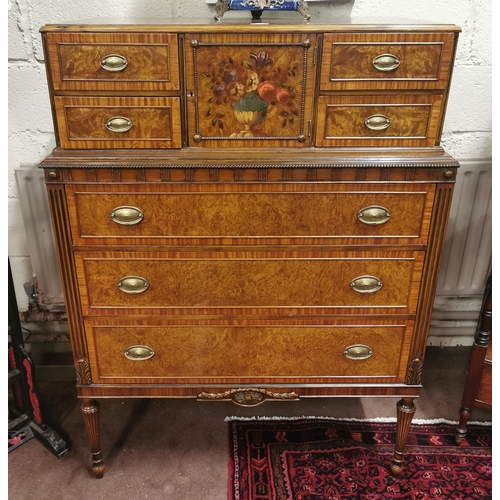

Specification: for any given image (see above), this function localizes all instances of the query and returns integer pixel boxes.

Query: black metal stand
[8,259,70,457]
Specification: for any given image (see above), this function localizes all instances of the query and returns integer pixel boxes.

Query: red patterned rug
[227,417,492,500]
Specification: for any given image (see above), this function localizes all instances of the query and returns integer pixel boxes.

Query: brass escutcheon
[344,344,373,360]
[110,206,144,226]
[100,54,128,72]
[365,114,391,131]
[117,276,149,294]
[372,54,401,72]
[105,117,133,133]
[357,205,391,225]
[124,345,155,361]
[350,275,383,293]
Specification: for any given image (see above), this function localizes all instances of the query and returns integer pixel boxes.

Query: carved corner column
[390,397,416,477]
[45,181,89,364]
[81,399,105,478]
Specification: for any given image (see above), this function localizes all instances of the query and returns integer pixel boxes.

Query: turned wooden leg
[390,397,416,477]
[455,406,472,444]
[81,399,105,478]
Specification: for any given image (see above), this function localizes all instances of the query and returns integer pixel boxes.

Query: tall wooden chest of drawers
[39,18,461,479]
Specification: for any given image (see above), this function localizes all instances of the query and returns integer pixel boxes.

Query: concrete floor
[8,346,492,500]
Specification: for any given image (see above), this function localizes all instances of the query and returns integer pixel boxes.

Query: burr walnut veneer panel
[65,183,435,246]
[74,250,424,315]
[320,32,456,91]
[85,321,412,383]
[44,32,180,91]
[316,95,444,147]
[53,96,182,149]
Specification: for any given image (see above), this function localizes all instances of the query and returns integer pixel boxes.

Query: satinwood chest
[39,17,461,478]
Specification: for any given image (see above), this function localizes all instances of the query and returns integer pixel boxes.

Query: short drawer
[315,94,443,147]
[53,96,182,149]
[74,250,424,316]
[84,319,413,384]
[44,32,180,91]
[320,32,456,91]
[66,183,435,246]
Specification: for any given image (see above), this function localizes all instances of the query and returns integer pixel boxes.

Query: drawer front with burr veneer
[43,32,180,91]
[84,319,414,384]
[65,183,435,246]
[73,250,424,316]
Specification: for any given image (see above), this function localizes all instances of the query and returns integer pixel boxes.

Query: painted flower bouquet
[198,47,303,138]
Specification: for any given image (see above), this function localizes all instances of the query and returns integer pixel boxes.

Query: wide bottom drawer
[85,319,413,384]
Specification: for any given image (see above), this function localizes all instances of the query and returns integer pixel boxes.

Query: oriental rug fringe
[227,417,492,500]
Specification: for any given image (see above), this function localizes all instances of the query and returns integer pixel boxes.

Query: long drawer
[44,32,180,91]
[74,250,424,316]
[53,96,182,149]
[315,94,444,147]
[66,183,435,246]
[84,318,414,384]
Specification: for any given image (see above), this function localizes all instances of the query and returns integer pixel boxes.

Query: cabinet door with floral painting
[185,34,317,148]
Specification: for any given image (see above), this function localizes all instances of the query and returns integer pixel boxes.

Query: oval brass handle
[100,54,129,72]
[350,275,383,294]
[357,206,391,226]
[372,53,401,72]
[365,114,391,131]
[344,344,373,361]
[124,345,155,361]
[110,206,144,226]
[117,276,149,294]
[106,117,133,133]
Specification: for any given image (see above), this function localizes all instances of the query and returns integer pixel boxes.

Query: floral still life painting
[193,42,308,140]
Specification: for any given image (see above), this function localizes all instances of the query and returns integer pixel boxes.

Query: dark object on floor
[8,259,70,457]
[456,271,492,443]
[228,417,492,500]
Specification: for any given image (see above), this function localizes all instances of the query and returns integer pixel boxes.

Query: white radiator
[15,165,65,307]
[14,158,492,345]
[429,158,492,345]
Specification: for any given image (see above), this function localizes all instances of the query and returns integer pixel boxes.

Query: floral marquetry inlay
[191,37,311,141]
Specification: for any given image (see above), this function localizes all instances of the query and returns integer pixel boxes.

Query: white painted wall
[7,0,492,310]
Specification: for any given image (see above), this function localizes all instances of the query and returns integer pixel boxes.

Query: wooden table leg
[390,397,416,477]
[81,399,105,479]
[455,272,491,444]
[456,406,472,444]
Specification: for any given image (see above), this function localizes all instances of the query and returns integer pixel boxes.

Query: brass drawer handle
[372,53,401,72]
[350,275,383,294]
[344,344,373,361]
[357,205,391,225]
[110,206,144,226]
[106,117,133,133]
[365,114,391,131]
[117,276,149,294]
[124,345,155,361]
[100,54,129,72]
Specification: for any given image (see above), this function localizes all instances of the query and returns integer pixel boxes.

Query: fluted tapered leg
[81,399,105,479]
[390,397,416,477]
